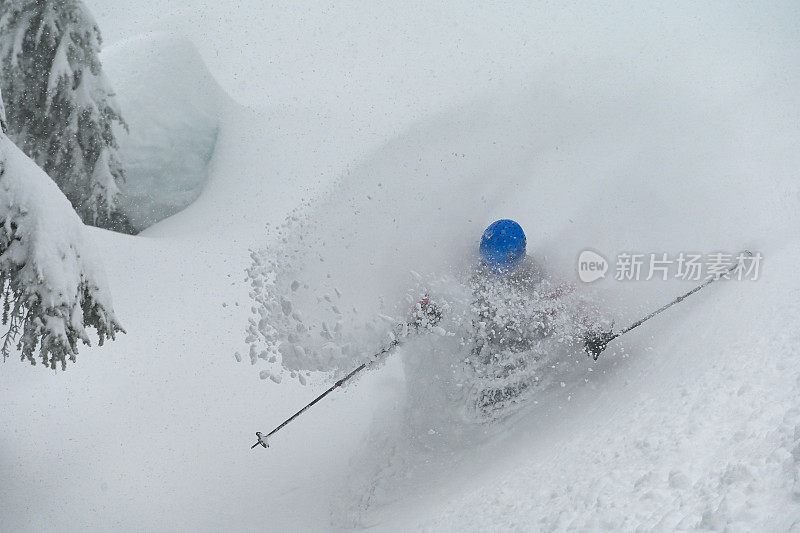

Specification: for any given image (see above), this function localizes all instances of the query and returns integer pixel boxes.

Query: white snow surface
[2,1,800,531]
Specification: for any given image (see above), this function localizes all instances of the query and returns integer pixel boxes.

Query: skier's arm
[572,297,614,359]
[410,293,442,328]
[545,277,613,359]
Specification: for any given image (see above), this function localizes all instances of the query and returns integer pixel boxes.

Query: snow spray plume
[252,304,442,449]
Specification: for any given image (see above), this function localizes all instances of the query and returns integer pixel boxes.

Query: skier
[415,219,606,418]
[254,221,742,445]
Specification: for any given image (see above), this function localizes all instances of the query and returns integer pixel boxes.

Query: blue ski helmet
[479,219,526,273]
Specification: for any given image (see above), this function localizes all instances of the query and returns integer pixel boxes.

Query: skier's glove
[583,328,616,360]
[411,294,442,329]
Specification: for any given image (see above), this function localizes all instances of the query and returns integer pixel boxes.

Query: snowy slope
[2,2,800,531]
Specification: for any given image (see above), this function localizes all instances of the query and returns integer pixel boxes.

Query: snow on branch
[0,132,124,369]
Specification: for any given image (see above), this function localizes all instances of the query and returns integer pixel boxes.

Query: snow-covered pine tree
[0,85,124,370]
[0,0,133,233]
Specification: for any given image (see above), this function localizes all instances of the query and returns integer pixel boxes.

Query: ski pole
[251,337,402,449]
[251,302,442,449]
[584,251,752,359]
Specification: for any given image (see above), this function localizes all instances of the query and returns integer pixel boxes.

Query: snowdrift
[102,33,230,231]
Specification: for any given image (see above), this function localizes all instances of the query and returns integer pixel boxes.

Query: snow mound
[0,134,123,368]
[102,33,230,231]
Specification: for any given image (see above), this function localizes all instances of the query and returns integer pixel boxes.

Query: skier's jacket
[466,256,596,416]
